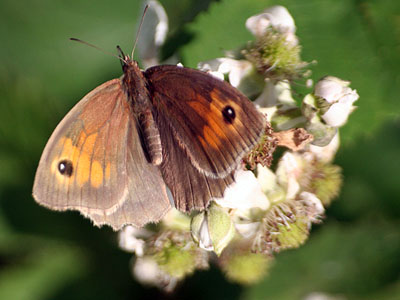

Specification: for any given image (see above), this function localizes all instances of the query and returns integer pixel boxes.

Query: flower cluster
[119,2,359,290]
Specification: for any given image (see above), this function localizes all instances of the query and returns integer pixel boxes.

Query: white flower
[275,152,304,200]
[315,77,349,103]
[198,58,254,88]
[321,99,357,127]
[215,169,270,211]
[133,256,160,284]
[118,226,152,257]
[211,170,270,239]
[246,6,298,45]
[314,76,359,127]
[137,0,168,68]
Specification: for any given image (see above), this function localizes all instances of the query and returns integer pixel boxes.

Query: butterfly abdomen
[138,109,163,165]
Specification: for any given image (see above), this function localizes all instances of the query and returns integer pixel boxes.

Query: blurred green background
[0,0,399,299]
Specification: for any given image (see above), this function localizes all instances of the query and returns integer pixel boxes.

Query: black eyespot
[58,160,73,177]
[222,105,236,124]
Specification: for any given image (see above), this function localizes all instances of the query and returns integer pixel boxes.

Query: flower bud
[306,162,342,206]
[314,76,359,127]
[220,246,273,284]
[246,6,297,45]
[274,217,310,250]
[191,203,236,256]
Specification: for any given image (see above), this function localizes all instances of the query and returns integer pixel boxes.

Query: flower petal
[321,101,355,127]
[246,6,296,37]
[118,226,151,256]
[215,170,270,210]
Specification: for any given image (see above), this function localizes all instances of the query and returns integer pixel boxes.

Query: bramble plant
[118,2,359,291]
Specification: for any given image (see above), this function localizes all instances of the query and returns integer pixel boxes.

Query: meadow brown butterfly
[33,30,266,230]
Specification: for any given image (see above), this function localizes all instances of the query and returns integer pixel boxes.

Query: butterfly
[32,45,266,230]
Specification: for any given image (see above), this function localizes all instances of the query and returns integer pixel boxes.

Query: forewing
[145,65,266,178]
[33,79,171,229]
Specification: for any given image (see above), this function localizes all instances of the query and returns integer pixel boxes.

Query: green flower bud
[307,162,342,206]
[257,200,319,253]
[222,250,272,285]
[191,203,236,256]
[274,217,309,250]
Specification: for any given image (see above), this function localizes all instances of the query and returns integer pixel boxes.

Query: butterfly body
[33,55,266,230]
[122,59,163,165]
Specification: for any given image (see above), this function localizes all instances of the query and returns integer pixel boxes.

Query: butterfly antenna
[116,45,127,68]
[70,38,126,63]
[131,4,149,59]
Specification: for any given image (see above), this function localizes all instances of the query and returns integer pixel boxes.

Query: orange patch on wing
[90,160,103,188]
[202,125,220,149]
[51,133,106,189]
[81,133,98,155]
[187,100,225,150]
[75,133,98,187]
[206,112,226,138]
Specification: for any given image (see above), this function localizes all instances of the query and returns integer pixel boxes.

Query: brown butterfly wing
[144,65,265,211]
[145,65,266,178]
[33,79,171,229]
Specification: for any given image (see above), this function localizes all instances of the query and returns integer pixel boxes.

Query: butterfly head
[116,46,141,73]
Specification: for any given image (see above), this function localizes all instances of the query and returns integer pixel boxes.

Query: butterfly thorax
[121,59,149,108]
[121,59,163,166]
